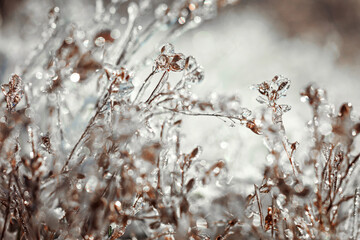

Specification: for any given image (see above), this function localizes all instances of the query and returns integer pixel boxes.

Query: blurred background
[1,0,360,189]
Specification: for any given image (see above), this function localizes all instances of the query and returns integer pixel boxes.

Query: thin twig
[254,184,264,229]
[282,141,296,175]
[133,70,156,104]
[1,176,12,240]
[163,107,247,124]
[62,78,117,172]
[145,71,168,104]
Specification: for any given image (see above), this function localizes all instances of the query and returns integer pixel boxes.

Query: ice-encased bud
[161,43,175,55]
[169,53,185,72]
[1,74,24,111]
[183,56,204,84]
[154,54,170,72]
[104,64,134,96]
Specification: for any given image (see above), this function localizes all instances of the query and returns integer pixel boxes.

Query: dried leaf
[186,178,195,193]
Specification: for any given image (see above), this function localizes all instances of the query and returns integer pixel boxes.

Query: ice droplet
[161,43,175,55]
[300,95,309,103]
[110,29,121,39]
[76,182,82,190]
[54,207,65,219]
[48,6,60,22]
[127,2,139,19]
[178,16,186,25]
[220,141,228,149]
[194,16,202,24]
[213,167,220,175]
[120,17,127,24]
[252,214,260,227]
[94,36,106,47]
[351,123,360,136]
[114,201,122,212]
[35,72,43,79]
[155,4,169,20]
[70,73,80,82]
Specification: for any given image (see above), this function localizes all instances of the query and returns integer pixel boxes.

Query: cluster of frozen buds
[1,74,24,111]
[154,43,204,83]
[254,75,290,104]
[254,75,292,115]
[154,43,185,72]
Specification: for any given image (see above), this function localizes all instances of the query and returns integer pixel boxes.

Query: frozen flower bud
[169,53,185,72]
[184,56,197,72]
[154,44,191,73]
[154,54,170,72]
[275,76,290,98]
[183,56,204,83]
[301,84,327,107]
[161,43,175,55]
[104,64,134,96]
[1,74,24,111]
[253,75,291,108]
[154,43,177,72]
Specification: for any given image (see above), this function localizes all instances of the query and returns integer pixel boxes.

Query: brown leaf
[141,143,161,164]
[339,103,352,118]
[77,173,85,179]
[190,147,199,159]
[94,30,114,43]
[56,40,79,64]
[352,122,360,136]
[74,52,102,80]
[246,120,262,135]
[149,221,161,230]
[180,197,189,215]
[186,178,195,193]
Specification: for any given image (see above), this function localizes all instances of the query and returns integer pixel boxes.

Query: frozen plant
[0,1,359,240]
[244,78,360,239]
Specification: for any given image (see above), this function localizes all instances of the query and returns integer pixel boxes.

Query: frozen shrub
[0,1,359,240]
